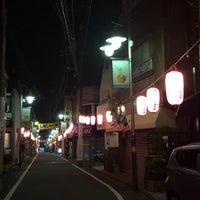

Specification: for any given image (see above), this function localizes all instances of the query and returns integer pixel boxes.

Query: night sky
[6,0,121,122]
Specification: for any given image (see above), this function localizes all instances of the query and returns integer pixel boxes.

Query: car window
[175,149,200,170]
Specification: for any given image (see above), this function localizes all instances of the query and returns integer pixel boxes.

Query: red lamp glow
[136,96,147,115]
[79,115,85,124]
[146,87,160,113]
[165,70,184,105]
[90,116,96,125]
[97,114,103,125]
[85,116,90,125]
[106,111,113,122]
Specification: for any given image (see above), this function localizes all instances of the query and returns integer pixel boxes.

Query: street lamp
[25,95,35,104]
[21,91,36,157]
[100,34,133,129]
[57,113,67,157]
[100,34,137,190]
[99,36,128,57]
[99,45,115,57]
[106,36,127,50]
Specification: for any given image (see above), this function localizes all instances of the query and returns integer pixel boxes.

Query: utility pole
[0,0,6,190]
[58,0,83,161]
[126,0,137,191]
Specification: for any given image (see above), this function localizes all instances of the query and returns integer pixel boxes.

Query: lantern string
[133,38,200,98]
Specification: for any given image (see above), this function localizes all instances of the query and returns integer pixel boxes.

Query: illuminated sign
[38,122,60,130]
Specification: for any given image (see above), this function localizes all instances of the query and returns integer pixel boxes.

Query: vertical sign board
[22,107,31,122]
[112,59,130,88]
[61,121,67,131]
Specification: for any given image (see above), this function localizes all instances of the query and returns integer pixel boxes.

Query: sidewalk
[91,162,166,200]
[0,155,34,199]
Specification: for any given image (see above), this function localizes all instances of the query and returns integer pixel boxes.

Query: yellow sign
[38,122,60,130]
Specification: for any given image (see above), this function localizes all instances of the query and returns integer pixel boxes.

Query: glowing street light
[25,95,35,104]
[106,36,127,50]
[100,36,127,57]
[99,45,115,57]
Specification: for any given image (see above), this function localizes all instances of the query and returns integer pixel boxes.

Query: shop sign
[38,122,60,130]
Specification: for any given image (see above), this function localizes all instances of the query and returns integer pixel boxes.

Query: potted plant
[145,156,166,191]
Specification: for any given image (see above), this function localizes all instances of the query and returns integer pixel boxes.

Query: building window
[82,105,92,115]
[133,40,152,78]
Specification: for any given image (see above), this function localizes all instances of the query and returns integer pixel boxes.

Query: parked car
[165,142,200,200]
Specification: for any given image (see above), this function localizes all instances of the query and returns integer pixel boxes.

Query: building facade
[97,0,200,191]
[64,86,104,161]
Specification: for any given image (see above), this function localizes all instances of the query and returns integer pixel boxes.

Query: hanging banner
[38,122,60,130]
[22,107,31,122]
[112,59,130,88]
[61,121,67,131]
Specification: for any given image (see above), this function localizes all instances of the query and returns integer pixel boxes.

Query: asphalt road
[2,153,150,200]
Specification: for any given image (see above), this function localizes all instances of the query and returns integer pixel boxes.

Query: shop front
[67,123,104,161]
[97,102,178,189]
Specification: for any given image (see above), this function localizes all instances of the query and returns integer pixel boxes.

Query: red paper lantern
[97,114,103,125]
[106,111,113,122]
[79,115,85,124]
[90,116,96,125]
[136,96,147,115]
[165,70,184,105]
[146,87,160,113]
[85,116,90,125]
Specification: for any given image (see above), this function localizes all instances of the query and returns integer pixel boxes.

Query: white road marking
[4,155,124,200]
[72,163,124,200]
[4,154,38,200]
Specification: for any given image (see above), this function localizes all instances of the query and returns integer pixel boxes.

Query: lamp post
[127,36,138,191]
[100,34,137,190]
[58,113,68,157]
[21,93,36,159]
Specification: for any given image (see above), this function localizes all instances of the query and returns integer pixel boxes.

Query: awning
[134,107,176,129]
[176,91,200,116]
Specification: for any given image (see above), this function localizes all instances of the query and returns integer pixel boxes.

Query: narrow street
[2,153,149,200]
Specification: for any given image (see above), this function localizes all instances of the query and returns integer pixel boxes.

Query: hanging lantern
[165,70,184,105]
[97,114,103,125]
[120,105,126,114]
[85,116,90,125]
[136,96,147,115]
[79,115,85,124]
[90,116,96,125]
[146,87,160,113]
[106,111,113,122]
[24,130,30,138]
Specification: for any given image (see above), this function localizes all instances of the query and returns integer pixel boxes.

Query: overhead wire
[51,0,74,116]
[51,0,93,117]
[79,0,93,70]
[134,38,200,98]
